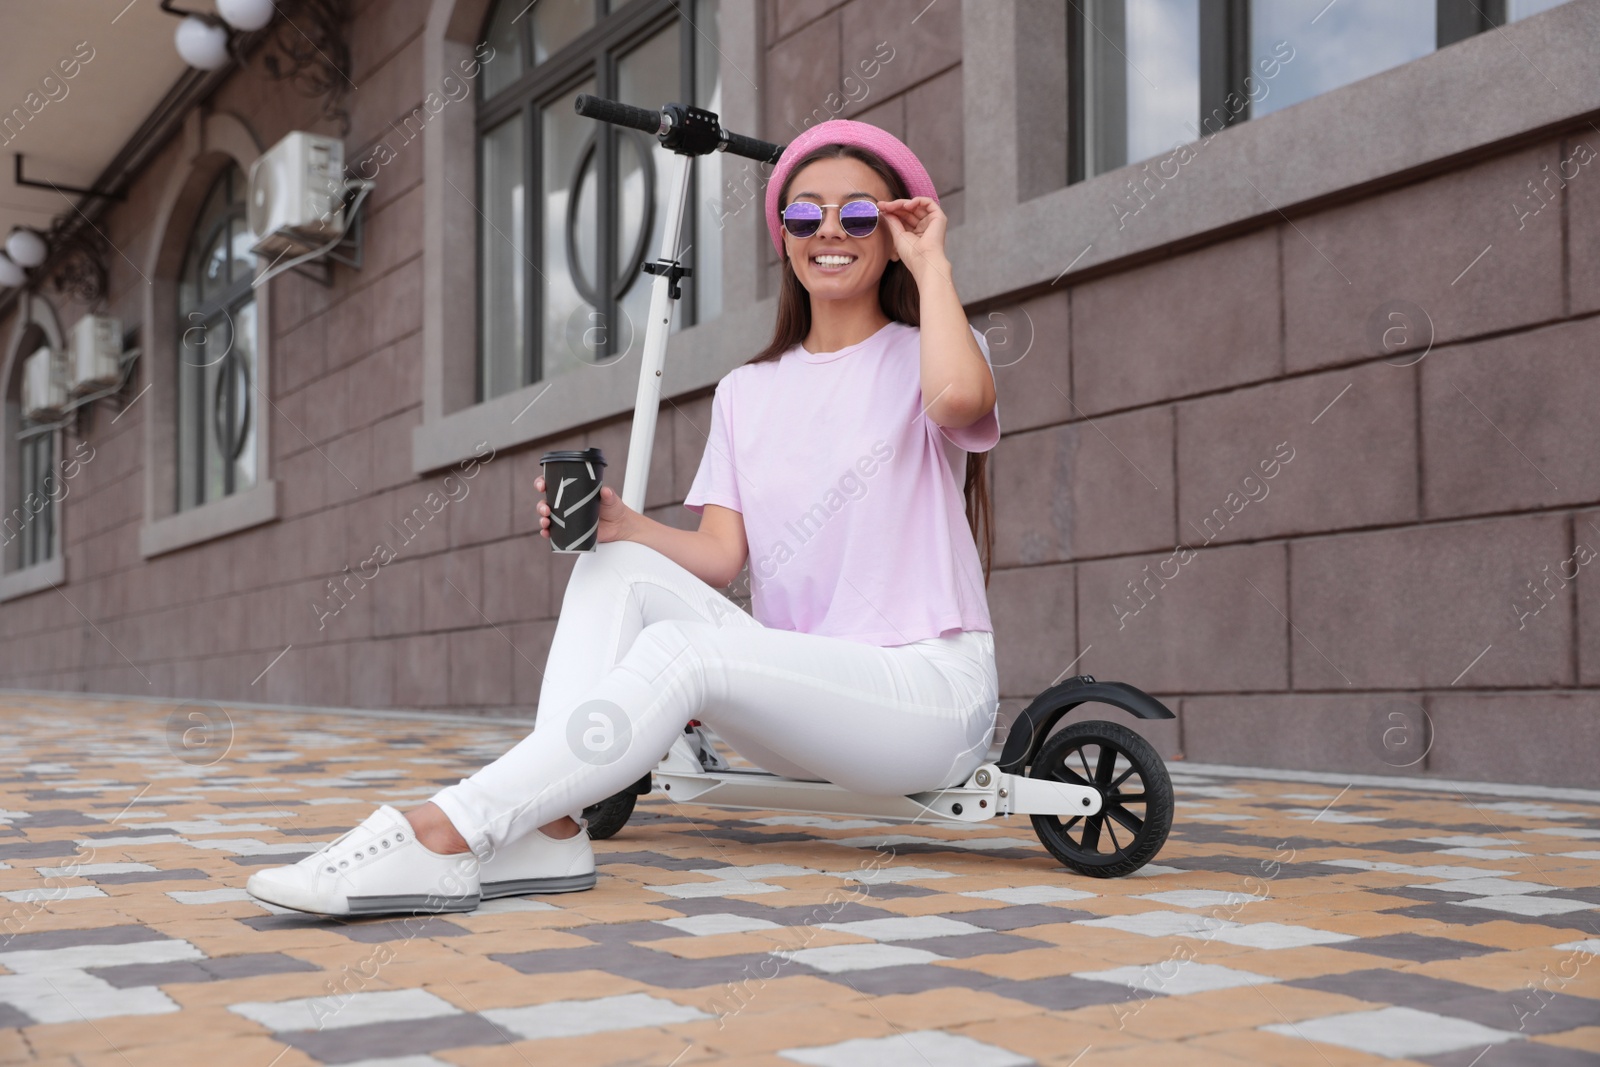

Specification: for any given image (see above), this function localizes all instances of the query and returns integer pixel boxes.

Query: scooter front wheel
[1029,719,1174,878]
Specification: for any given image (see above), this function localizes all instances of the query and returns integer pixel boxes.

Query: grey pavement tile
[88,960,215,987]
[1420,1041,1600,1067]
[493,943,783,989]
[81,827,181,839]
[228,852,315,865]
[331,917,474,942]
[891,932,1058,958]
[275,1012,512,1064]
[239,913,357,933]
[491,944,656,976]
[1287,969,1494,1007]
[22,790,99,802]
[17,810,100,828]
[1158,855,1330,878]
[216,799,305,807]
[0,1004,35,1028]
[1388,904,1600,934]
[596,850,720,871]
[839,883,944,901]
[1163,825,1252,845]
[818,964,1005,997]
[695,828,821,845]
[1429,989,1600,1037]
[90,867,211,884]
[0,839,82,860]
[0,924,174,951]
[669,897,900,925]
[1326,933,1500,963]
[948,904,1097,931]
[203,952,324,980]
[1377,888,1481,905]
[572,920,688,944]
[983,974,1146,1011]
[1545,886,1600,906]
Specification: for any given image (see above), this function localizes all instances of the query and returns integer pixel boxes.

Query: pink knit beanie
[764,119,939,259]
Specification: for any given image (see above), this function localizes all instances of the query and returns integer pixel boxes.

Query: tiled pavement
[0,693,1597,1067]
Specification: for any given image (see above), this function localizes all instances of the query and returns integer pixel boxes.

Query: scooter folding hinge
[642,259,693,299]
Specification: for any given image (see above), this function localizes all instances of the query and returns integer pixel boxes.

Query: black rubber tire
[581,789,637,840]
[1028,719,1174,878]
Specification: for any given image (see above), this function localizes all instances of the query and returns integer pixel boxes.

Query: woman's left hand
[878,197,948,278]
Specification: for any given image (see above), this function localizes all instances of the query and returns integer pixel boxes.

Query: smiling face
[781,155,897,305]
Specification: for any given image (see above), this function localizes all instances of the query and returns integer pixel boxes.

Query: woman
[246,120,1003,917]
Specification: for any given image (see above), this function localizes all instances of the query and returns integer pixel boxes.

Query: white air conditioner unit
[248,131,347,256]
[69,313,122,394]
[22,345,66,420]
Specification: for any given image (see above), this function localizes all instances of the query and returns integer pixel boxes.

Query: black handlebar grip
[574,94,662,134]
[720,129,785,164]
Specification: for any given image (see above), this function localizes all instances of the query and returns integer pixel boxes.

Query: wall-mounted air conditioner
[248,131,347,257]
[22,345,66,420]
[69,313,122,394]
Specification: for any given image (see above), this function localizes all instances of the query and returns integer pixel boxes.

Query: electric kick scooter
[570,94,1176,878]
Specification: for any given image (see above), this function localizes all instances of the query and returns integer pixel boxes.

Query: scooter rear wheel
[582,790,637,840]
[1028,719,1174,878]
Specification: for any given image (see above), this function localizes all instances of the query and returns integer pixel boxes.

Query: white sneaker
[246,804,480,916]
[478,817,597,899]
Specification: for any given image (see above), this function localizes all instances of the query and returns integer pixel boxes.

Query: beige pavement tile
[832,987,1043,1030]
[1186,1027,1420,1066]
[674,1005,889,1057]
[1535,1026,1600,1052]
[956,1013,1143,1061]
[74,1039,321,1067]
[23,1005,265,1059]
[1114,985,1374,1043]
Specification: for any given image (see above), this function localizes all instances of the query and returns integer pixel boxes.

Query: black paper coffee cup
[539,447,607,552]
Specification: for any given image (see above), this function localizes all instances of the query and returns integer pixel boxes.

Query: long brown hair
[744,143,995,587]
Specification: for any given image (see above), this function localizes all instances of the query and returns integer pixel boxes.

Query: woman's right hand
[535,474,637,543]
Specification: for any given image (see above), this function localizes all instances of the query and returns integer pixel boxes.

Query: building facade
[1,0,1596,787]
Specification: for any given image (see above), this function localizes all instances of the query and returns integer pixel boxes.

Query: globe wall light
[173,15,232,69]
[5,229,47,269]
[217,0,277,32]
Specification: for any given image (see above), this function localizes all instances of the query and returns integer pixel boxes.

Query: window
[1068,0,1571,181]
[475,0,723,402]
[4,326,56,572]
[176,163,257,511]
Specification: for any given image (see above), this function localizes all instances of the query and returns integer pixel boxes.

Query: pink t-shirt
[684,320,1001,646]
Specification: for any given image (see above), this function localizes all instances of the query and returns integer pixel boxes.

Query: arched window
[475,0,723,401]
[176,162,257,511]
[3,323,57,572]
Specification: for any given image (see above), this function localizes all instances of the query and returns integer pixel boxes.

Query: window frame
[138,112,278,561]
[176,163,258,512]
[473,0,707,402]
[1066,0,1519,185]
[0,297,68,600]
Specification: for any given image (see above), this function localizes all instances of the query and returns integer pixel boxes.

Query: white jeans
[428,538,1000,858]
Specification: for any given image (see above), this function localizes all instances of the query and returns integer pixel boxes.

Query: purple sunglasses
[781,199,880,239]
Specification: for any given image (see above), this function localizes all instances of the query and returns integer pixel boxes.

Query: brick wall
[983,133,1599,786]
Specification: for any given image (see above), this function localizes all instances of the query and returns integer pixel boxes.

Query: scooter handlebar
[574,94,663,135]
[720,129,785,164]
[574,94,784,163]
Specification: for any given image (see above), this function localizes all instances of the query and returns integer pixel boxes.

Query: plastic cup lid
[539,447,606,466]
